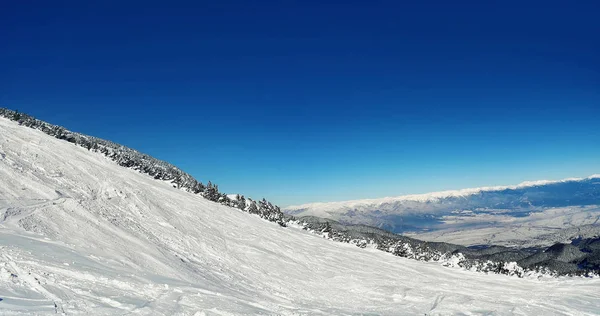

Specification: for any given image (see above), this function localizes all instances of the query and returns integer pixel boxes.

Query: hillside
[1,116,600,315]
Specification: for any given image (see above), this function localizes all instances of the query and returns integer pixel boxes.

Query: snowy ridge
[286,175,600,211]
[0,108,286,226]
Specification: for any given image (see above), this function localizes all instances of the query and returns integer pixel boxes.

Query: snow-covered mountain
[288,175,600,210]
[1,115,600,314]
[285,176,600,246]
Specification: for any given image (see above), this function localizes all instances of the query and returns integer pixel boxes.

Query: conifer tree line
[0,108,285,226]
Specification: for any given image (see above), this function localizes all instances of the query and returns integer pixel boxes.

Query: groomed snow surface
[1,117,599,315]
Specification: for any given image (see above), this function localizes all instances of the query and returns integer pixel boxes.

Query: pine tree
[247,202,259,214]
[322,221,332,233]
[203,181,219,201]
[237,195,247,210]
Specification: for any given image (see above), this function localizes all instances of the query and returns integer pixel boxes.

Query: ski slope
[1,117,599,315]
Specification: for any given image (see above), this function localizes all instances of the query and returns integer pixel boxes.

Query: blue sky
[1,1,599,206]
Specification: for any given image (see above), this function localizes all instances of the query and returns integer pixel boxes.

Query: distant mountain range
[285,176,600,239]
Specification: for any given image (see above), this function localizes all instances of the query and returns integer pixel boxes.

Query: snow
[1,116,600,315]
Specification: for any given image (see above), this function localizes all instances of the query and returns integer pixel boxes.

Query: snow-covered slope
[1,117,600,315]
[0,107,286,226]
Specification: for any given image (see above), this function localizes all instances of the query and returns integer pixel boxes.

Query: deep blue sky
[1,1,599,206]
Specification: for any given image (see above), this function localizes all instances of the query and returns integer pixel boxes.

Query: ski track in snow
[1,117,600,315]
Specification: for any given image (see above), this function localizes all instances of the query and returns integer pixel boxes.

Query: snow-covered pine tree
[236,195,247,210]
[247,201,260,215]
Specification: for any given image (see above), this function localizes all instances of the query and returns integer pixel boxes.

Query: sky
[1,1,599,206]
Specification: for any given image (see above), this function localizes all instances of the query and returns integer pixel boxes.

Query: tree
[203,181,219,201]
[247,202,259,214]
[236,195,247,210]
[322,222,332,234]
